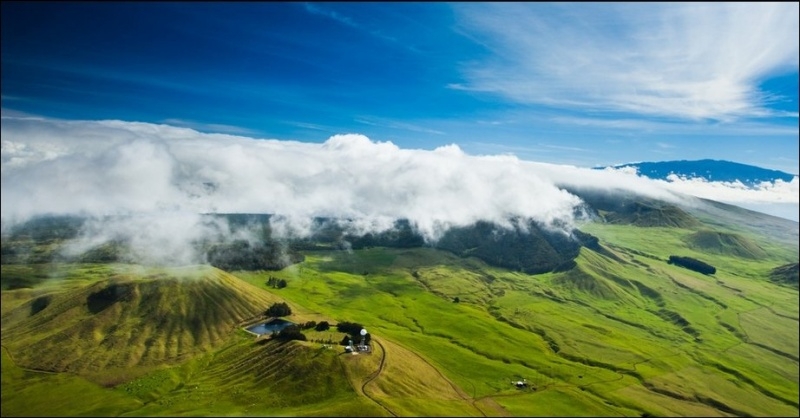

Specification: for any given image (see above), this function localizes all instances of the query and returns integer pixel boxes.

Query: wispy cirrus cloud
[354,116,446,136]
[452,2,799,121]
[537,143,591,153]
[302,2,358,29]
[548,115,800,136]
[161,119,260,136]
[284,121,339,132]
[302,2,419,53]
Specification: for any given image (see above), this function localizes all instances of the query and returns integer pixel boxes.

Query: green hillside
[683,230,767,259]
[562,188,703,229]
[230,223,797,417]
[603,201,701,228]
[1,210,798,416]
[435,219,581,274]
[770,262,799,289]
[1,265,284,380]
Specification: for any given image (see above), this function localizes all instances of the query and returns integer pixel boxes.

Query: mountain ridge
[595,159,797,186]
[3,186,797,277]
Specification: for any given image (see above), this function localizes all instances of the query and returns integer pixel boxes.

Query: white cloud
[60,212,237,266]
[2,117,797,265]
[664,175,800,222]
[600,166,799,221]
[0,117,586,240]
[453,2,799,121]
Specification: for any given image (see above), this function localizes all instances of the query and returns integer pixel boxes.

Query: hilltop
[682,230,767,259]
[1,265,282,378]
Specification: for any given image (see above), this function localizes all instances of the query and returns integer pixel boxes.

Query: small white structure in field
[358,328,369,351]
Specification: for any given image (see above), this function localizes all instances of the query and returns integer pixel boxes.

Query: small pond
[246,318,294,336]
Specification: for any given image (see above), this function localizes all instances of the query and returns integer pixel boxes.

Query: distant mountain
[596,159,797,187]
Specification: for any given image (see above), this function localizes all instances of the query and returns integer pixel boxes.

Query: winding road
[359,338,397,417]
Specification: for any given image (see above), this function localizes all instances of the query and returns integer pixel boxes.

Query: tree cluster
[434,219,582,274]
[264,302,292,317]
[668,255,716,275]
[336,321,363,335]
[266,276,287,289]
[270,322,333,345]
[336,321,371,345]
[344,219,425,249]
[271,324,306,342]
[206,240,305,272]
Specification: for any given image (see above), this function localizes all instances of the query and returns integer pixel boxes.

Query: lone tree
[265,302,292,317]
[315,321,330,331]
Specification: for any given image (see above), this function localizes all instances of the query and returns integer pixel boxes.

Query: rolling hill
[770,262,799,289]
[1,190,798,417]
[682,230,767,259]
[1,265,283,379]
[561,187,702,229]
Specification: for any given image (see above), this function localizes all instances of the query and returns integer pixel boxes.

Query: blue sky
[2,2,798,173]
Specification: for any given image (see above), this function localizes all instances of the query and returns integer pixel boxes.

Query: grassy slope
[1,332,382,417]
[1,265,288,380]
[235,222,798,417]
[0,265,386,417]
[1,220,798,416]
[1,346,143,417]
[682,230,767,259]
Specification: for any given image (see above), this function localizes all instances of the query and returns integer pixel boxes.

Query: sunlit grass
[1,221,797,416]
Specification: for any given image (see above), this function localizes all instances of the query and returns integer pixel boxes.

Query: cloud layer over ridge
[2,116,797,246]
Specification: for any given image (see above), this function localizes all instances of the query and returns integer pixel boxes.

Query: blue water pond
[246,318,294,335]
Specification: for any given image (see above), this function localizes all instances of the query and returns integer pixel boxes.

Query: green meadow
[1,220,798,416]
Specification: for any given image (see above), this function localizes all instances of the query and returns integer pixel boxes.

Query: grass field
[1,221,797,416]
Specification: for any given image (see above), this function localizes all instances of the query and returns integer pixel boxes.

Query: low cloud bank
[599,166,799,222]
[662,175,799,222]
[1,116,588,240]
[2,116,797,265]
